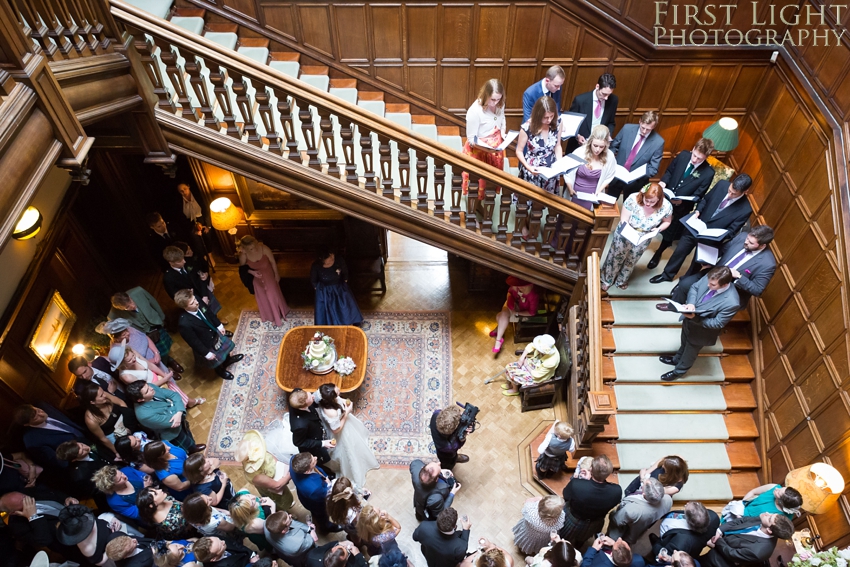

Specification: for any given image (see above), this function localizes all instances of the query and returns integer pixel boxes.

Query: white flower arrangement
[792,547,850,567]
[334,356,356,376]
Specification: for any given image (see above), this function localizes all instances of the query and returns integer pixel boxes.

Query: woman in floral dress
[516,96,562,195]
[601,183,672,291]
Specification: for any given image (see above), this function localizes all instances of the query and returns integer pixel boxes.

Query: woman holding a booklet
[600,183,672,291]
[564,125,617,211]
[463,79,507,201]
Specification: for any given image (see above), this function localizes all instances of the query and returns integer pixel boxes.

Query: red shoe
[489,330,497,337]
[493,339,504,353]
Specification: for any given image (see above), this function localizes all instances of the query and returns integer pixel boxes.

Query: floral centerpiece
[792,547,850,567]
[334,356,357,377]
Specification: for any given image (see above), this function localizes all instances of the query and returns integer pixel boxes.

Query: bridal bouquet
[792,547,850,567]
[334,356,356,376]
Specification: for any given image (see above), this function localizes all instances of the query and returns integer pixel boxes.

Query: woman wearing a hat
[490,276,540,354]
[57,504,128,566]
[236,430,294,512]
[98,318,170,375]
[503,334,560,396]
[108,340,203,409]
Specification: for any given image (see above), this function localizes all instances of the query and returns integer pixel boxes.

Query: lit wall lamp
[12,206,43,240]
[703,117,739,152]
[209,197,241,238]
[786,463,846,514]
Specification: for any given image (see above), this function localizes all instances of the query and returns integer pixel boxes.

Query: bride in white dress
[312,384,379,486]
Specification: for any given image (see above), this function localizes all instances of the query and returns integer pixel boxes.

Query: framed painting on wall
[28,290,76,371]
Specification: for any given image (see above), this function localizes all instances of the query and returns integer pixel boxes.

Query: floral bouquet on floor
[334,356,356,376]
[792,547,850,567]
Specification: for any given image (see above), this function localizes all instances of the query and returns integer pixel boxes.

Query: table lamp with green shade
[703,117,739,152]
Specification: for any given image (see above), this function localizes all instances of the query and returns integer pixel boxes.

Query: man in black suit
[288,389,335,465]
[105,535,155,567]
[559,455,623,546]
[651,174,754,283]
[410,459,460,521]
[413,507,471,567]
[194,537,258,567]
[162,246,211,301]
[566,73,618,153]
[305,541,367,567]
[647,138,717,269]
[701,513,794,567]
[13,404,88,470]
[660,267,740,381]
[173,289,242,381]
[68,355,122,399]
[55,441,112,502]
[0,492,87,565]
[659,225,776,311]
[146,212,179,271]
[647,502,719,563]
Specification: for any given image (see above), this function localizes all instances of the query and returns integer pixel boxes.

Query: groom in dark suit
[701,513,794,567]
[288,389,335,466]
[660,266,740,381]
[660,225,776,311]
[13,404,88,470]
[647,502,720,562]
[651,174,754,284]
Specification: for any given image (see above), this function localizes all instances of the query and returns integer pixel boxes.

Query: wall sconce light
[12,206,43,240]
[703,117,739,152]
[786,463,846,514]
[209,197,241,236]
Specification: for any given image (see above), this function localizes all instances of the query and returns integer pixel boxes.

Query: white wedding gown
[312,392,379,486]
[263,415,299,463]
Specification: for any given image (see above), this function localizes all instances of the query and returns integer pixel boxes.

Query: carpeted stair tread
[614,414,729,440]
[612,356,724,382]
[170,16,204,35]
[268,60,300,78]
[203,31,238,50]
[614,384,727,411]
[605,300,750,326]
[611,327,724,354]
[604,237,677,298]
[125,0,172,19]
[617,442,731,471]
[616,473,733,501]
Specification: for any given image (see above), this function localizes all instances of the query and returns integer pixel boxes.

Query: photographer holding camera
[430,402,479,470]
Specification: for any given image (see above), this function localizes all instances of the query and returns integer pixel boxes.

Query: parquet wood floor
[152,233,551,566]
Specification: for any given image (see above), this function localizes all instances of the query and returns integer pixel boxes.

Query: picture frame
[29,290,76,371]
[236,176,345,221]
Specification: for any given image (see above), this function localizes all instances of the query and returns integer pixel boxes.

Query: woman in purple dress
[564,125,617,211]
[238,236,290,327]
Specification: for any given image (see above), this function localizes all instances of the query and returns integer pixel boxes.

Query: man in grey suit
[410,459,461,521]
[659,225,776,311]
[608,111,665,201]
[660,266,740,381]
[701,513,794,567]
[607,478,672,545]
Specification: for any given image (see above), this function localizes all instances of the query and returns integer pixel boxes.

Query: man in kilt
[173,289,243,381]
[559,455,623,547]
[109,287,185,379]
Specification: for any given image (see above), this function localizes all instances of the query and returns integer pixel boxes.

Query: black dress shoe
[219,370,234,380]
[188,444,207,454]
[224,354,244,368]
[650,274,673,284]
[167,359,185,374]
[647,256,661,270]
[456,454,470,463]
[659,356,676,365]
[171,373,183,381]
[655,303,672,312]
[224,330,234,338]
[661,371,682,381]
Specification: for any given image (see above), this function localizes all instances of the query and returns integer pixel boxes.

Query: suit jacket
[7,503,87,564]
[718,234,777,309]
[582,547,646,567]
[116,538,155,567]
[410,459,453,521]
[163,266,209,301]
[701,516,776,567]
[147,226,179,271]
[694,181,753,238]
[608,493,674,544]
[108,286,166,331]
[683,275,741,346]
[610,124,665,178]
[290,405,327,457]
[206,541,255,567]
[177,304,224,357]
[68,451,114,499]
[22,403,88,469]
[412,521,470,567]
[660,151,716,200]
[305,542,368,567]
[522,80,562,123]
[290,462,331,510]
[133,384,186,441]
[651,509,720,559]
[568,89,619,141]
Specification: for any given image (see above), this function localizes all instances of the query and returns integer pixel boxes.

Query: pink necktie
[717,197,731,211]
[624,135,645,171]
[595,100,603,119]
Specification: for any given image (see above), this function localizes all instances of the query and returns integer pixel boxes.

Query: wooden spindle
[154,38,194,120]
[497,189,511,243]
[433,160,446,218]
[126,28,174,113]
[449,169,462,225]
[184,50,220,130]
[253,79,281,155]
[339,119,358,185]
[272,86,300,161]
[398,142,411,205]
[230,69,260,147]
[358,126,377,193]
[316,106,339,177]
[208,64,241,139]
[297,98,320,170]
[378,134,394,199]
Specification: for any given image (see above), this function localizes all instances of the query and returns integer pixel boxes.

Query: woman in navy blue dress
[310,250,363,326]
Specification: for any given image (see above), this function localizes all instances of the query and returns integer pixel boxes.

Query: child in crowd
[535,421,575,479]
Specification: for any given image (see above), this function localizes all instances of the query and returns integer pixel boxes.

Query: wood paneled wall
[728,58,850,548]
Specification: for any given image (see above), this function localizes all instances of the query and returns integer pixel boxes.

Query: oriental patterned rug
[207,310,452,468]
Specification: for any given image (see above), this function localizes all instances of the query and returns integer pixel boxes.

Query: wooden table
[275,325,368,393]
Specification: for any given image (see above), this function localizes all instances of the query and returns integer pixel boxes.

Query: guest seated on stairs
[700,513,794,567]
[581,535,644,567]
[722,483,802,523]
[503,334,560,396]
[559,455,623,547]
[490,277,540,354]
[647,502,719,563]
[624,456,689,497]
[607,478,673,545]
[535,421,575,479]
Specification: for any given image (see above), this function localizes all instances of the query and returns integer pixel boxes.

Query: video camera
[454,402,480,443]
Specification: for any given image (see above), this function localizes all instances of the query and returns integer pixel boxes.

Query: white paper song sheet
[663,188,698,201]
[536,154,584,180]
[685,215,729,238]
[472,130,519,151]
[574,192,617,205]
[559,112,586,138]
[620,224,658,245]
[614,164,648,183]
[696,243,719,264]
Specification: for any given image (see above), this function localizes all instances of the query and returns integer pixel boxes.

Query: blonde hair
[162,246,184,263]
[154,545,185,567]
[229,494,260,528]
[238,235,259,250]
[356,505,393,543]
[539,495,565,524]
[117,347,143,373]
[92,466,119,494]
[476,79,505,112]
[583,125,610,165]
[554,422,574,440]
[173,289,195,310]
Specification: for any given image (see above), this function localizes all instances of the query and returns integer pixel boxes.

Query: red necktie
[624,135,645,171]
[595,100,603,118]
